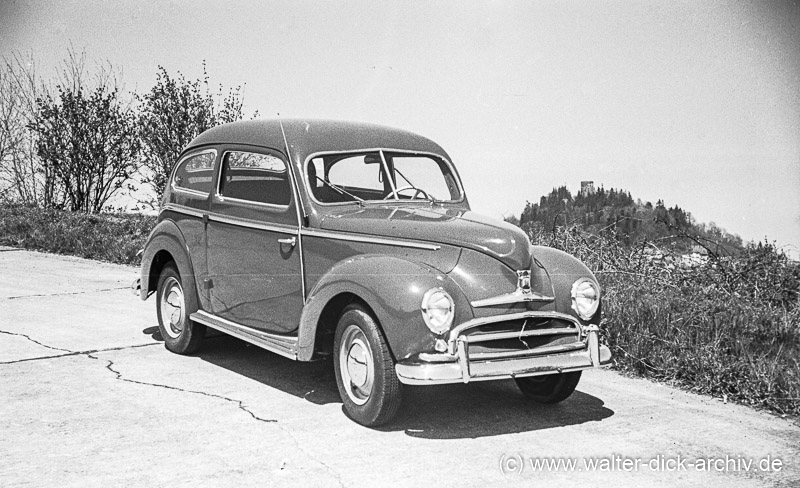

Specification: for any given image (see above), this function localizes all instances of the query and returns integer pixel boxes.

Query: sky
[2,0,799,256]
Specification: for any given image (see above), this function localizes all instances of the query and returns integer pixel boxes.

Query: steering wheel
[383,186,430,200]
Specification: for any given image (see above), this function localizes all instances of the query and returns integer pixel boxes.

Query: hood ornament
[470,269,554,308]
[516,270,532,294]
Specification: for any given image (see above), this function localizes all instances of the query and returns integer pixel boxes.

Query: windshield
[306,150,461,204]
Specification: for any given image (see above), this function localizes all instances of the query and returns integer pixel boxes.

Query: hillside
[503,183,800,417]
[508,183,744,254]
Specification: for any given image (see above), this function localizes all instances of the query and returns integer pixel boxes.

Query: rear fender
[139,220,197,302]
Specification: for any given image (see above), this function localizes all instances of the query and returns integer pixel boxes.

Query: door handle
[278,236,297,247]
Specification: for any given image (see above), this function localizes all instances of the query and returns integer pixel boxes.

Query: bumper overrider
[395,311,612,385]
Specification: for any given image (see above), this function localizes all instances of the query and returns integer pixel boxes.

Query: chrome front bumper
[394,312,612,385]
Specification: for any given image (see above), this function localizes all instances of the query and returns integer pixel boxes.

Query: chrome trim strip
[468,341,585,360]
[447,311,582,355]
[206,212,297,235]
[174,187,210,198]
[465,327,578,343]
[471,290,555,307]
[190,310,298,360]
[162,204,205,219]
[302,148,466,207]
[301,228,441,251]
[214,193,290,210]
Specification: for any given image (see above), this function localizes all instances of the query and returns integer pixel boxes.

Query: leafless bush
[26,50,140,213]
[0,53,58,206]
[135,63,250,209]
[530,225,800,416]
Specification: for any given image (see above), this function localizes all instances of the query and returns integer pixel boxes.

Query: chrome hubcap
[339,325,374,406]
[160,277,184,339]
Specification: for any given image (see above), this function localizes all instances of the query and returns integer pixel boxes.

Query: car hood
[318,205,532,270]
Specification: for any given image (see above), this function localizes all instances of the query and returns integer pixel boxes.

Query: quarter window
[218,151,291,206]
[173,150,216,194]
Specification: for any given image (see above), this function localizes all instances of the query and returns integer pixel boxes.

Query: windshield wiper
[393,167,438,205]
[315,176,364,205]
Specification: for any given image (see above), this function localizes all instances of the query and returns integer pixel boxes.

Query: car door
[205,146,304,334]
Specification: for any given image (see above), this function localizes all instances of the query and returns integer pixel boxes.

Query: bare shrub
[136,64,251,208]
[27,51,140,213]
[530,225,800,416]
[0,54,59,207]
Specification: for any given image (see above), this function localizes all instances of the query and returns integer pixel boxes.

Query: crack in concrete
[0,329,75,354]
[4,286,130,300]
[0,342,161,364]
[1,328,278,425]
[0,329,163,364]
[102,358,278,424]
[1,328,343,483]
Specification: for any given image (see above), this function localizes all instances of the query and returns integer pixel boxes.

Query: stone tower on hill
[580,181,595,197]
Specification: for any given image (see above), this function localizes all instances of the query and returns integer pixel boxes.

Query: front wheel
[333,305,402,426]
[515,371,582,404]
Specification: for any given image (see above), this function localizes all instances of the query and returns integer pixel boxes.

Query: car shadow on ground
[170,333,615,439]
[383,384,614,439]
[142,326,163,341]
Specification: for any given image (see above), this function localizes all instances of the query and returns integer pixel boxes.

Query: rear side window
[173,150,216,195]
[218,151,291,206]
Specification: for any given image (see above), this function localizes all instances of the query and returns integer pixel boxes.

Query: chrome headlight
[421,288,455,335]
[571,278,600,320]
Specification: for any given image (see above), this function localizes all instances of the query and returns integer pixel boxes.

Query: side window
[173,150,216,195]
[218,151,291,206]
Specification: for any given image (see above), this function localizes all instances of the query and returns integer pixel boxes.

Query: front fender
[139,219,196,301]
[297,254,471,361]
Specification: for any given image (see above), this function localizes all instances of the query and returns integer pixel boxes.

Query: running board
[190,310,298,360]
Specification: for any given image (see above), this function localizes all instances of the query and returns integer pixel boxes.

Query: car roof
[184,119,451,164]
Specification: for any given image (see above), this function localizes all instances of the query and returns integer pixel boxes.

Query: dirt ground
[1,247,798,487]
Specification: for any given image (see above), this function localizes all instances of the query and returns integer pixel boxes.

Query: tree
[29,71,140,213]
[0,54,59,207]
[136,64,251,207]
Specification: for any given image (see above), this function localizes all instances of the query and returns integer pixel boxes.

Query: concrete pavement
[1,248,798,487]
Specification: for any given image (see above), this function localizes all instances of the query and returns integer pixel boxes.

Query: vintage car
[134,119,611,426]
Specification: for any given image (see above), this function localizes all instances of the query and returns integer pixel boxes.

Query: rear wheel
[333,304,402,426]
[515,371,582,404]
[156,263,205,354]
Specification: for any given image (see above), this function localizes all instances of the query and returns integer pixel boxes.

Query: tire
[515,371,582,404]
[333,304,402,427]
[156,262,205,354]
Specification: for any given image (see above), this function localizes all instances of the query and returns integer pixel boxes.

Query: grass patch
[0,204,155,266]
